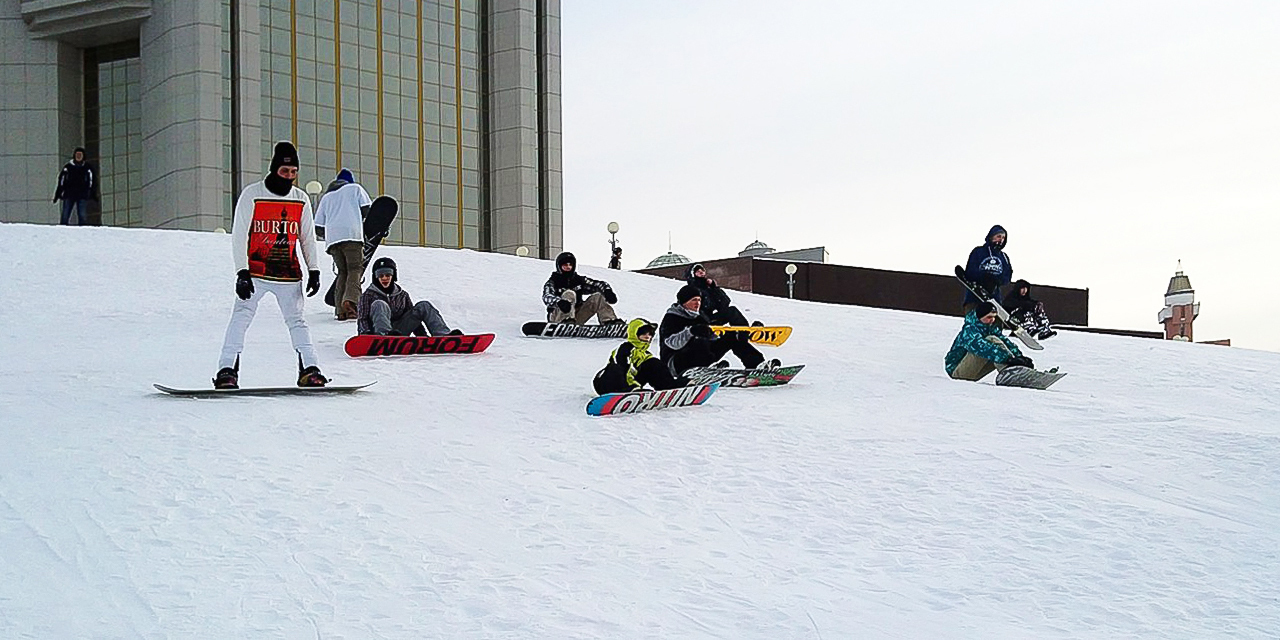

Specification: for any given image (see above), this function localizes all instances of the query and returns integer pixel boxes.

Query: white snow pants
[218,279,320,370]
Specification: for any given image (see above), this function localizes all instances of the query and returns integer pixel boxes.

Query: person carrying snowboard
[542,251,622,325]
[592,318,690,395]
[660,284,775,376]
[213,141,326,389]
[356,257,463,337]
[962,224,1013,314]
[313,168,372,321]
[944,301,1034,381]
[1002,279,1057,340]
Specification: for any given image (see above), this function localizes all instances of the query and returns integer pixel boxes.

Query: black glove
[235,269,254,300]
[1007,355,1034,369]
[602,289,618,304]
[690,324,713,339]
[306,270,321,297]
[557,299,572,313]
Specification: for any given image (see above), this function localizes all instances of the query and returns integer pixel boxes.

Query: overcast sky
[559,1,1280,351]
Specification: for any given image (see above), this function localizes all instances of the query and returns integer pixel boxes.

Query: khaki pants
[949,335,1014,381]
[328,241,364,310]
[549,290,618,324]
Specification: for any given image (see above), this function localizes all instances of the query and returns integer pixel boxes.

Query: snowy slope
[2,222,1278,638]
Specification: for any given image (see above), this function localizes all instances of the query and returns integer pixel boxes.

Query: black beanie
[677,284,702,304]
[269,141,300,174]
[974,301,997,318]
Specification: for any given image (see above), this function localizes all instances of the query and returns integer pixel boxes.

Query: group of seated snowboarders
[344,224,1057,394]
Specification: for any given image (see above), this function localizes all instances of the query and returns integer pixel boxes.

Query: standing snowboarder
[313,168,372,321]
[962,225,1012,314]
[542,251,622,325]
[944,301,1034,381]
[660,284,773,376]
[213,141,326,389]
[593,318,690,395]
[52,147,97,226]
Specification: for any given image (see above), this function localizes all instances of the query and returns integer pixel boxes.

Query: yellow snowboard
[710,325,792,347]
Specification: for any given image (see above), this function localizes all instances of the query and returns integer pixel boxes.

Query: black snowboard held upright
[325,195,399,307]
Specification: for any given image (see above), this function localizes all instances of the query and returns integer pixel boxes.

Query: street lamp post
[607,221,621,269]
[785,263,797,299]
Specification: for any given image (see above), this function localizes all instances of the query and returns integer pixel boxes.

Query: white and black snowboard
[995,366,1065,390]
[522,321,627,339]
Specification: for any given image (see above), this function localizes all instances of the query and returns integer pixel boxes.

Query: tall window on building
[85,42,142,228]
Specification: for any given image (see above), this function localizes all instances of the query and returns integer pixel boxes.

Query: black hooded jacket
[541,251,614,312]
[1001,279,1038,315]
[684,264,733,320]
[54,148,97,202]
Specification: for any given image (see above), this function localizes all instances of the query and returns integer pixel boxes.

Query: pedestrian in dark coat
[53,147,98,226]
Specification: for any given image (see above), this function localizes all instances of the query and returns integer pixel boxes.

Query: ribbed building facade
[0,0,561,256]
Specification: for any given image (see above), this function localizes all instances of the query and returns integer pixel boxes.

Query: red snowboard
[344,333,495,358]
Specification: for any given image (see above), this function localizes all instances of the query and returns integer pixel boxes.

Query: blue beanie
[336,168,355,183]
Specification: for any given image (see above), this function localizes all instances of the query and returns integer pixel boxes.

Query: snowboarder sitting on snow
[1002,279,1057,340]
[660,284,776,376]
[685,263,762,328]
[542,251,622,325]
[945,301,1035,381]
[356,257,463,337]
[593,318,691,395]
[962,224,1013,314]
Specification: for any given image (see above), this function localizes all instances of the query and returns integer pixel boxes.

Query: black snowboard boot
[212,367,239,389]
[297,366,328,387]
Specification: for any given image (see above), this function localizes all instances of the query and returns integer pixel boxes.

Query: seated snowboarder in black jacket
[1002,279,1056,340]
[541,251,622,325]
[685,263,761,328]
[659,284,774,376]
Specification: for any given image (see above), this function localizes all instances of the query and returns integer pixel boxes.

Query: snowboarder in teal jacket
[945,301,1033,381]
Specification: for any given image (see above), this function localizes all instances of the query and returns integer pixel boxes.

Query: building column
[138,0,224,230]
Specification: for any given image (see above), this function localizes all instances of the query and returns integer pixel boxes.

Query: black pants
[706,306,750,326]
[666,335,763,375]
[593,359,690,395]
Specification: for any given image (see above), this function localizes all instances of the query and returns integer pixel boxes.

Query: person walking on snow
[542,251,622,324]
[213,141,326,389]
[53,147,97,226]
[659,284,775,376]
[944,301,1034,381]
[313,167,372,321]
[1002,279,1057,340]
[962,225,1013,314]
[356,257,463,337]
[593,318,690,395]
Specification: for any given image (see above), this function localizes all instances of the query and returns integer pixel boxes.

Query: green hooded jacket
[608,318,657,388]
[944,310,1023,375]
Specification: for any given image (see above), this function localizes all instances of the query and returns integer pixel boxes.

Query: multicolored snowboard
[683,364,805,388]
[953,265,1043,351]
[586,383,720,416]
[154,382,375,397]
[995,366,1066,390]
[522,321,628,339]
[344,333,494,358]
[710,325,792,346]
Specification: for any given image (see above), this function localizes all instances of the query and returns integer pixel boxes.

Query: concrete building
[0,0,562,256]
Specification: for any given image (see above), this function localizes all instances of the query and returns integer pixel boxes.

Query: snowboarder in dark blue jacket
[962,225,1012,313]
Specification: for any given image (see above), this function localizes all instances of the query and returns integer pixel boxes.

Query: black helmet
[555,251,576,271]
[371,257,397,283]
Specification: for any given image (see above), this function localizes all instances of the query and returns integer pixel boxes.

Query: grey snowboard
[995,366,1066,390]
[154,382,375,397]
[953,265,1043,351]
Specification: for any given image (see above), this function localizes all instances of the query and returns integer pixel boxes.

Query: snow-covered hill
[3,222,1278,638]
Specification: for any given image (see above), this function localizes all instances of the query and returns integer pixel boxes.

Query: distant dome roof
[646,251,690,269]
[1166,271,1193,295]
[738,240,775,257]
